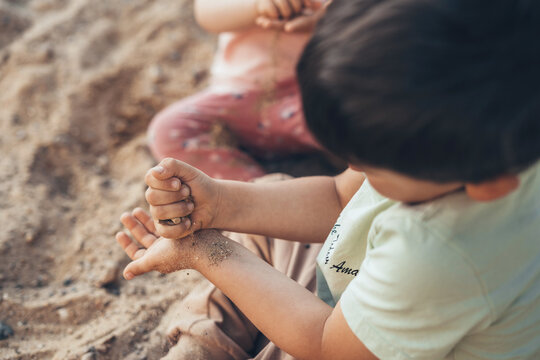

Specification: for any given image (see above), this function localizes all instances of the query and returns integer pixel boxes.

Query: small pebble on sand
[0,321,14,340]
[57,308,69,322]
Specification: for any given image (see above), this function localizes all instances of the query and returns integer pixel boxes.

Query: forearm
[194,0,258,32]
[213,175,342,242]
[212,169,364,243]
[193,230,332,360]
[144,160,363,243]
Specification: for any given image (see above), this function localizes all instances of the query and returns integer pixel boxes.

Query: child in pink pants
[148,1,325,181]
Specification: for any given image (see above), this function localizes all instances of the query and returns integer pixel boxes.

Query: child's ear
[465,175,520,202]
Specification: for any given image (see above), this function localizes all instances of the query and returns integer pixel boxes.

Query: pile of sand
[0,0,216,358]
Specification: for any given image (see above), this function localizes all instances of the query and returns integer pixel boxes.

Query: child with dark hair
[117,0,540,358]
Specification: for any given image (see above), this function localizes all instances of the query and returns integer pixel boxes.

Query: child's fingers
[274,0,293,18]
[284,14,316,32]
[256,16,286,30]
[287,0,304,14]
[152,158,204,183]
[255,16,271,28]
[123,257,151,280]
[319,0,332,10]
[132,207,157,235]
[120,212,158,249]
[148,163,172,180]
[155,217,192,240]
[145,185,190,206]
[145,172,182,192]
[258,0,280,19]
[150,201,195,223]
[116,231,146,260]
[306,0,325,10]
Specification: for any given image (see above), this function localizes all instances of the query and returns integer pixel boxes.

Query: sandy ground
[0,1,341,359]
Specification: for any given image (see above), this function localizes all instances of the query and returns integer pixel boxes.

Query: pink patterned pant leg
[223,79,321,159]
[148,80,321,181]
[147,89,266,181]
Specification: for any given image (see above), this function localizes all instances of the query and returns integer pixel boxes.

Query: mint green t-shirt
[317,162,540,359]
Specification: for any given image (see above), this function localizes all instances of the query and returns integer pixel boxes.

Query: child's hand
[256,0,311,21]
[116,208,197,279]
[144,158,221,240]
[256,0,330,33]
[116,210,228,280]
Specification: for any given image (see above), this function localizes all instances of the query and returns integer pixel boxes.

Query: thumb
[308,0,331,12]
[123,257,152,280]
[285,16,315,32]
[151,158,203,182]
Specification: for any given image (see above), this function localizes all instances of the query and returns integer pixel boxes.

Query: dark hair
[298,0,540,182]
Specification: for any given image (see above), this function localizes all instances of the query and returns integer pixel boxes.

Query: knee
[147,108,204,158]
[148,106,185,142]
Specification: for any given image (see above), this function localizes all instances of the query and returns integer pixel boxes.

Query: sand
[0,1,341,358]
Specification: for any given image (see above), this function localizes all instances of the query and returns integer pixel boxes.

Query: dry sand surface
[0,0,341,359]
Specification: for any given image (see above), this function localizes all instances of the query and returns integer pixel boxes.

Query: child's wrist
[208,179,236,230]
[189,230,235,271]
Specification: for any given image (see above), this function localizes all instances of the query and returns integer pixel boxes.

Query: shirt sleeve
[340,215,493,360]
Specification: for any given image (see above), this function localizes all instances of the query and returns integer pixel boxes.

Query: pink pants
[148,80,320,181]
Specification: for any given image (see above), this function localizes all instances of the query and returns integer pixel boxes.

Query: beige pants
[163,229,323,360]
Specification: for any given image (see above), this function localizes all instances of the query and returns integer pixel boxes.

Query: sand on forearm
[189,231,234,267]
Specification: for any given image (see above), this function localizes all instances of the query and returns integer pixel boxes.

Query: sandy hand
[145,158,221,240]
[256,0,330,32]
[116,208,192,279]
[116,211,231,280]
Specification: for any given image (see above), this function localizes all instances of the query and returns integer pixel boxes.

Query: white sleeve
[340,216,493,360]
